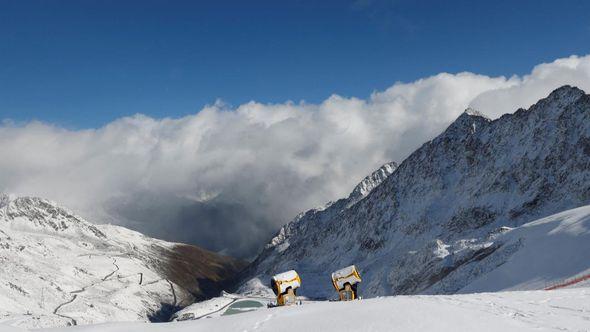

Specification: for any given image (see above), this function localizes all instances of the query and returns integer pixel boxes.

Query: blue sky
[1,0,590,128]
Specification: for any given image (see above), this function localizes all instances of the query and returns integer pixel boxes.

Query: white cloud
[2,55,590,258]
[470,55,590,117]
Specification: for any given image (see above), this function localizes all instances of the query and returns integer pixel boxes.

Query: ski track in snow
[436,290,590,331]
[250,313,274,331]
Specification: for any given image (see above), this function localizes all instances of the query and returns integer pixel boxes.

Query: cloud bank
[2,55,590,258]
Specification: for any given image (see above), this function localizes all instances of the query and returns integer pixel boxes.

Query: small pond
[222,300,265,316]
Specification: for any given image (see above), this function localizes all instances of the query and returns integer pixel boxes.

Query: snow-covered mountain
[262,162,398,256]
[0,194,245,329]
[9,203,587,331]
[238,85,590,298]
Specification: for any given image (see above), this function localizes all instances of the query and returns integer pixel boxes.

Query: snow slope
[0,195,244,329]
[240,85,590,298]
[459,205,590,293]
[6,288,588,332]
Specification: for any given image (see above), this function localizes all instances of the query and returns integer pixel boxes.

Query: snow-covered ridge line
[347,161,398,204]
[261,161,397,252]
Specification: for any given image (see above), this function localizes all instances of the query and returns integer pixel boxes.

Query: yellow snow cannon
[331,265,362,301]
[271,270,301,306]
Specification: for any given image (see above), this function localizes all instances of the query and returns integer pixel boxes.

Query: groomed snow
[6,288,588,332]
[460,205,590,293]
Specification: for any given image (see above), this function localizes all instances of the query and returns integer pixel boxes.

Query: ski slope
[1,288,587,332]
[459,205,590,293]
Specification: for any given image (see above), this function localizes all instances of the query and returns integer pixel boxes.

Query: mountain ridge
[238,85,590,298]
[0,193,245,328]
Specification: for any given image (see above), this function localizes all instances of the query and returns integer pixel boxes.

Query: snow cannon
[331,265,361,301]
[271,270,301,306]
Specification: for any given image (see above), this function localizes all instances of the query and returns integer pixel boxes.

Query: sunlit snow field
[0,287,587,332]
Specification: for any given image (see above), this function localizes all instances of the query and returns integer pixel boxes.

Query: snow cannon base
[331,265,362,301]
[271,270,301,306]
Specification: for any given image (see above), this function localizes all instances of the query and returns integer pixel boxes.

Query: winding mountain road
[52,257,122,325]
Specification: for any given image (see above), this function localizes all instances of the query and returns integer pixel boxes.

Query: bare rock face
[239,85,590,298]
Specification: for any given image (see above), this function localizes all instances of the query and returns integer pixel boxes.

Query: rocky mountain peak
[260,161,398,253]
[546,84,585,101]
[442,107,491,139]
[524,85,587,119]
[348,162,398,203]
[2,195,107,238]
[463,107,488,119]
